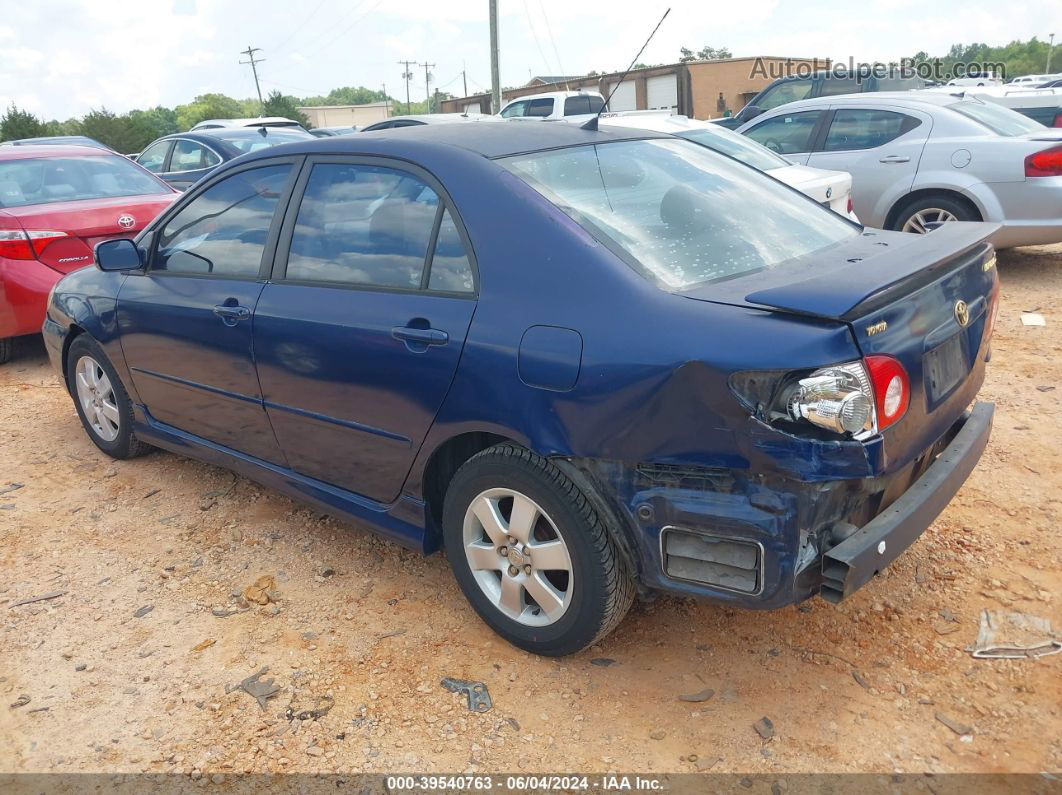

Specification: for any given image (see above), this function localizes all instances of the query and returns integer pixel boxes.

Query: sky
[0,0,1058,120]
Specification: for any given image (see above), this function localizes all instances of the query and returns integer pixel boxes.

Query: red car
[0,145,177,363]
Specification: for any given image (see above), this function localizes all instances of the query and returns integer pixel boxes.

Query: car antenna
[582,7,670,131]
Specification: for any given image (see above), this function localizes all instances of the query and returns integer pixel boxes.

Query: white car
[599,112,858,221]
[190,117,305,131]
[499,91,605,122]
[737,91,1062,248]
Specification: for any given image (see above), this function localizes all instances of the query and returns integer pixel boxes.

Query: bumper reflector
[662,528,761,594]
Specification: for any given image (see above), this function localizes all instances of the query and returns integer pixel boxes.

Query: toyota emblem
[954,300,970,327]
[117,214,135,230]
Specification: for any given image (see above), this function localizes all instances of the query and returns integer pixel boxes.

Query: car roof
[599,113,715,133]
[758,90,963,112]
[247,120,668,161]
[193,117,303,127]
[0,144,115,160]
[378,113,496,124]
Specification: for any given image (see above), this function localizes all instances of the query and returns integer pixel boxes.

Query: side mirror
[95,238,143,271]
[743,105,765,121]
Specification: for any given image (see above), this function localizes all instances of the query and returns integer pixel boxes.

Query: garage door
[607,80,637,112]
[646,74,678,111]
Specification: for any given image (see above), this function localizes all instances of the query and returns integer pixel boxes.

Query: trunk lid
[684,223,1000,470]
[769,163,852,216]
[1,194,175,273]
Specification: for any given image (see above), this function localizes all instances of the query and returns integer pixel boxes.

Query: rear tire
[66,335,152,459]
[0,337,12,365]
[892,195,978,234]
[443,443,634,656]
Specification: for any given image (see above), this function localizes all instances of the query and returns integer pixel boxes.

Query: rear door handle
[879,155,910,163]
[213,304,251,326]
[391,326,448,348]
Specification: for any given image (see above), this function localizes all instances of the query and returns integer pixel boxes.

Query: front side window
[756,80,813,110]
[0,155,170,208]
[501,139,857,289]
[744,110,823,154]
[500,101,527,118]
[822,109,918,151]
[285,163,442,289]
[137,141,170,173]
[154,164,291,277]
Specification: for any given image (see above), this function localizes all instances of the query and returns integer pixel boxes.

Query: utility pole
[382,83,391,117]
[463,61,468,97]
[489,0,501,113]
[398,61,415,115]
[240,45,265,110]
[1048,33,1056,74]
[420,62,435,113]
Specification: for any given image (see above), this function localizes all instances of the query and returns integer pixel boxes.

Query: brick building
[439,56,827,119]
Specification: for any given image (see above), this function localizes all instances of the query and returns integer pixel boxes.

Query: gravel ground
[1,244,1059,777]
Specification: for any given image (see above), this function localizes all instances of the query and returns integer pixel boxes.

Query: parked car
[190,117,305,131]
[920,84,1062,127]
[599,111,858,220]
[498,90,606,121]
[715,70,928,129]
[136,128,316,189]
[47,125,999,654]
[360,113,501,131]
[0,145,176,363]
[1008,74,1059,85]
[738,92,1062,247]
[309,126,358,137]
[1,135,112,150]
[1036,78,1062,89]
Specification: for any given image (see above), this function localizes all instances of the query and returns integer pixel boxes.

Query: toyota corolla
[43,124,997,656]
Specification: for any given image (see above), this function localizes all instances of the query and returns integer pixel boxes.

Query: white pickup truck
[498,90,605,122]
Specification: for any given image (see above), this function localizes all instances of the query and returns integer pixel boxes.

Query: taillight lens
[1053,112,1062,129]
[1025,145,1062,177]
[847,196,854,215]
[0,229,69,260]
[865,355,909,431]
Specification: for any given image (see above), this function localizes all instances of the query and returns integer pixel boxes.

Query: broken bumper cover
[820,401,994,603]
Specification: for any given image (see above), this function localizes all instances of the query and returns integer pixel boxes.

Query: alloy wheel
[902,208,958,234]
[75,355,120,442]
[462,488,574,627]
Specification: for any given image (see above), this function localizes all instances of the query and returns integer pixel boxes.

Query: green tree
[909,37,1056,81]
[78,108,159,153]
[174,93,244,131]
[0,104,45,141]
[301,86,389,106]
[127,106,179,138]
[261,91,310,126]
[679,45,732,62]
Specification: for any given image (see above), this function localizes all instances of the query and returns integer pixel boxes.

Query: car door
[117,158,299,463]
[741,109,826,165]
[252,157,477,504]
[805,106,931,225]
[159,138,223,190]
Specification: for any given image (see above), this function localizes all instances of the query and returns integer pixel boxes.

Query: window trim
[163,137,224,175]
[143,155,304,281]
[269,154,479,299]
[812,108,924,153]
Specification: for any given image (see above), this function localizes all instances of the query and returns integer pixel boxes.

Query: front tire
[443,444,634,656]
[66,335,152,459]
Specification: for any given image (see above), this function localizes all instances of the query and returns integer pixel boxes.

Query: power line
[523,0,555,80]
[539,0,570,90]
[272,0,329,56]
[239,45,266,108]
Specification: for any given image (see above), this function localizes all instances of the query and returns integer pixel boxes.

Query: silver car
[737,91,1062,248]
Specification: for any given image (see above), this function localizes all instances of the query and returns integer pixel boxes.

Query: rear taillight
[0,229,68,260]
[1053,111,1062,129]
[865,355,909,431]
[1025,145,1062,177]
[847,196,854,215]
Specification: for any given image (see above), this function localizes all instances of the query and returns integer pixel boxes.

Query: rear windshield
[675,127,790,171]
[213,130,313,153]
[0,155,169,208]
[501,138,859,289]
[948,100,1045,136]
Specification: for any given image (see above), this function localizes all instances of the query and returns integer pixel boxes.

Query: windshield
[213,130,313,153]
[501,139,859,289]
[675,127,790,171]
[948,100,1045,136]
[0,155,169,208]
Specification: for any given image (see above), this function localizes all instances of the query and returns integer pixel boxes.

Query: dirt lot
[1,245,1060,778]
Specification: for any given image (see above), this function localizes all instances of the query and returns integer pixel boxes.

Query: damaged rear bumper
[819,401,993,602]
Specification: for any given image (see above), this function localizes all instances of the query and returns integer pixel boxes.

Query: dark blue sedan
[135,127,315,190]
[43,124,997,655]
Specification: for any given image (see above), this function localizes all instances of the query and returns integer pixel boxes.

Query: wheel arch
[885,187,984,230]
[60,324,87,392]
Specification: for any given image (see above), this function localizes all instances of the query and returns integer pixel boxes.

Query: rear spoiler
[744,223,1000,322]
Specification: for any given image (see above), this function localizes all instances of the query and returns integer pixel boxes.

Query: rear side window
[822,109,920,151]
[527,98,554,117]
[816,76,862,97]
[756,79,813,110]
[563,96,602,115]
[154,164,291,277]
[0,155,169,208]
[428,209,474,293]
[744,110,823,154]
[285,163,443,289]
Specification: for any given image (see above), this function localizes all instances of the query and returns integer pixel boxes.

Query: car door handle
[213,304,251,326]
[879,155,910,163]
[391,326,448,348]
